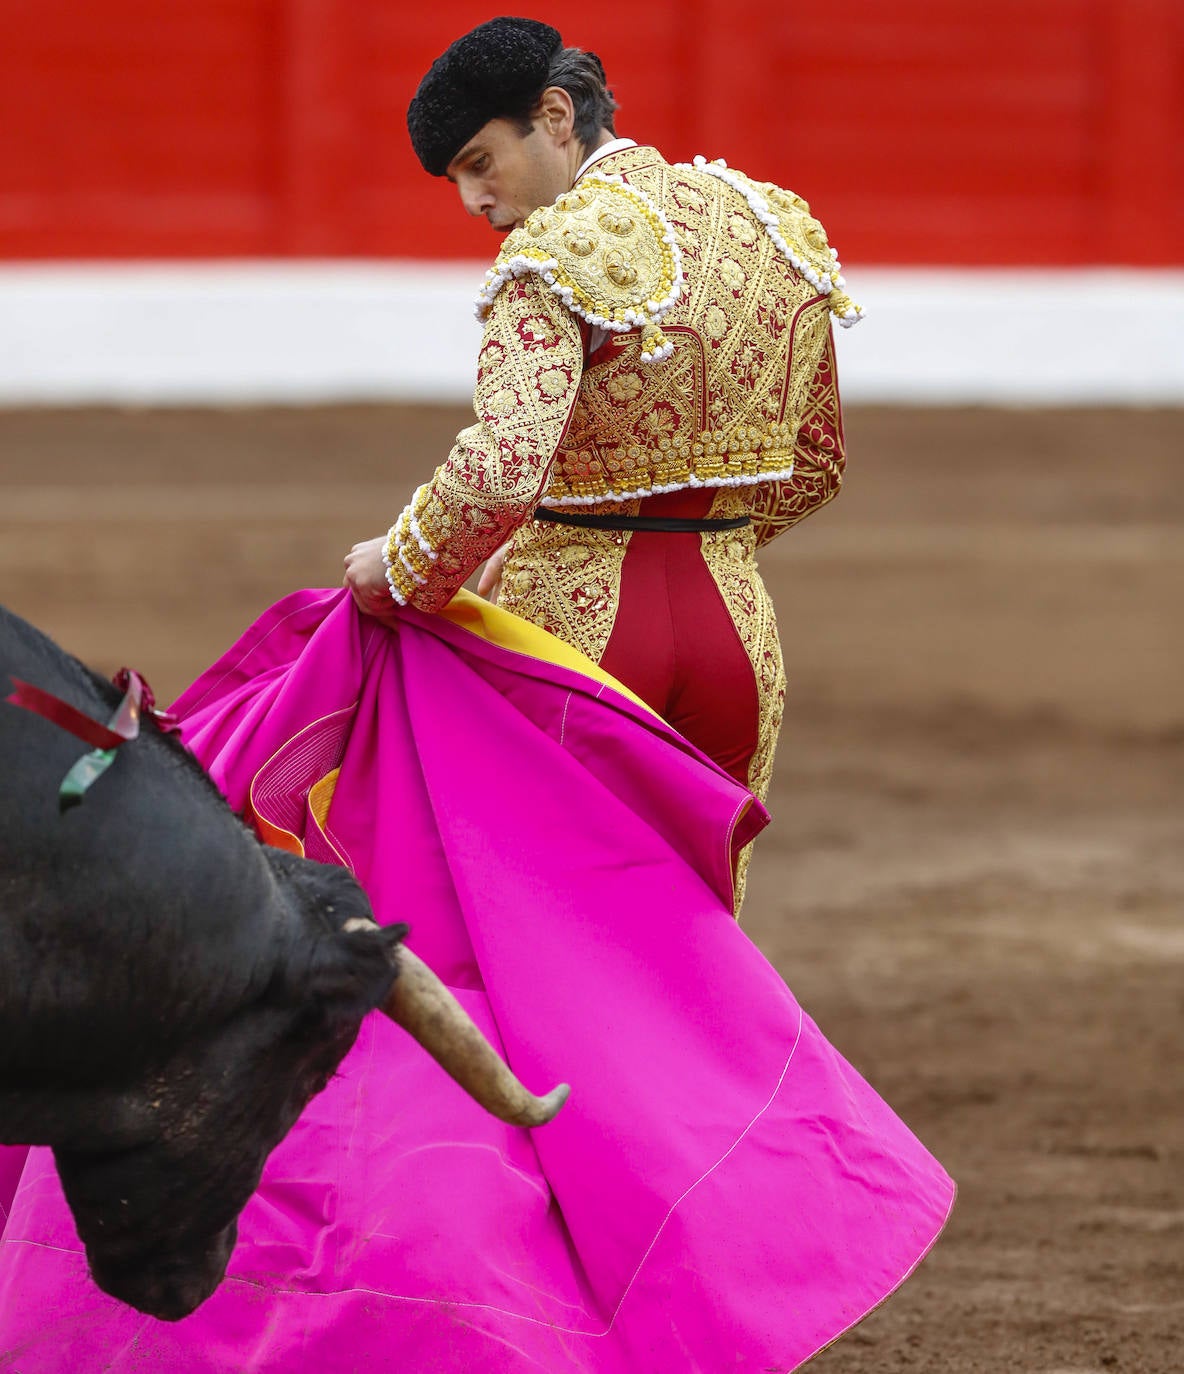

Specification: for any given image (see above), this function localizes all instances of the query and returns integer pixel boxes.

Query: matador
[345,18,859,903]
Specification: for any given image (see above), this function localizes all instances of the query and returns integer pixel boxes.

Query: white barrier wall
[1,265,1181,406]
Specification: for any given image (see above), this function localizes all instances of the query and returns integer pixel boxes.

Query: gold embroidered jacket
[384,145,853,612]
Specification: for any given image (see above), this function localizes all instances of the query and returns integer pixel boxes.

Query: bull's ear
[368,921,408,950]
[300,922,407,1014]
[337,919,407,959]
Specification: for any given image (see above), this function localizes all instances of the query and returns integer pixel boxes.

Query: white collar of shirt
[574,137,638,181]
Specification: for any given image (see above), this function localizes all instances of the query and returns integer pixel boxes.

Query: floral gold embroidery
[557,543,592,566]
[538,368,570,399]
[728,213,757,246]
[607,372,644,403]
[640,408,677,438]
[703,304,728,340]
[672,185,705,213]
[519,316,553,347]
[486,387,518,418]
[720,257,746,291]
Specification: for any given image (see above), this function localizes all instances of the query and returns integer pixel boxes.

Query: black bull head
[0,605,566,1320]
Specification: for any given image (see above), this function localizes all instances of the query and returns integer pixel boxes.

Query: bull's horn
[381,945,569,1128]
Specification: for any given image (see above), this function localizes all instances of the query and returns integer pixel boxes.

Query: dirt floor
[2,405,1181,1372]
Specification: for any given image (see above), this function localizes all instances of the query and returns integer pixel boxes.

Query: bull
[0,604,565,1321]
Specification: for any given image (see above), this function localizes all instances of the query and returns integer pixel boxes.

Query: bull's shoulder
[1,603,119,716]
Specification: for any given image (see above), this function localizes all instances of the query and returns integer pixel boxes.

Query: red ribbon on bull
[4,668,174,810]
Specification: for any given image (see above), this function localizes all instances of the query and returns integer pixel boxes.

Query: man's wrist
[381,523,410,606]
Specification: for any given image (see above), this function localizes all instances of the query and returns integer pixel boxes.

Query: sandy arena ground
[1,405,1181,1372]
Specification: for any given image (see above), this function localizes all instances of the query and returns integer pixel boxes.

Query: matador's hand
[477,544,507,604]
[344,536,401,622]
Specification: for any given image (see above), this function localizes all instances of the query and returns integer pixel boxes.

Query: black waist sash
[534,508,750,534]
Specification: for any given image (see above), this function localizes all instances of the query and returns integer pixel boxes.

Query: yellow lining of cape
[308,766,340,831]
[438,589,656,716]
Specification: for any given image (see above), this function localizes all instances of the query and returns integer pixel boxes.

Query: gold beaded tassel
[640,321,672,363]
[826,288,863,326]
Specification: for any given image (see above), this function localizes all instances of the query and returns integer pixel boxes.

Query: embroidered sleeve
[747,326,845,547]
[383,275,583,613]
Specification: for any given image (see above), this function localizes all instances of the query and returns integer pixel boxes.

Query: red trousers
[598,489,761,791]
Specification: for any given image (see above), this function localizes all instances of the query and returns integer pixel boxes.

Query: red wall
[1,0,1180,264]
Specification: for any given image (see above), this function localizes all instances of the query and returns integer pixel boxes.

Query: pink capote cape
[0,589,953,1372]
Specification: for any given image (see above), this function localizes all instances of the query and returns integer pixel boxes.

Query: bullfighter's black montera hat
[407,17,564,177]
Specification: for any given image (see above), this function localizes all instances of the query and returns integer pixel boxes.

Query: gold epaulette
[679,156,863,326]
[474,175,684,362]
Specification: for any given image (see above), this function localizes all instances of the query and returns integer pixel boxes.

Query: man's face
[446,114,574,234]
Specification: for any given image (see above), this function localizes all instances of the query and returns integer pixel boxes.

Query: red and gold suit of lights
[384,145,853,907]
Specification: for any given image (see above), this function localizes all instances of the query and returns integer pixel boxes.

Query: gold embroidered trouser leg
[697,529,784,915]
[697,493,786,914]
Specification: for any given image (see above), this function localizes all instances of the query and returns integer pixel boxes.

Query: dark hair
[509,46,618,153]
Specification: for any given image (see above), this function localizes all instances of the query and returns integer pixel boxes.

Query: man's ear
[536,86,575,142]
